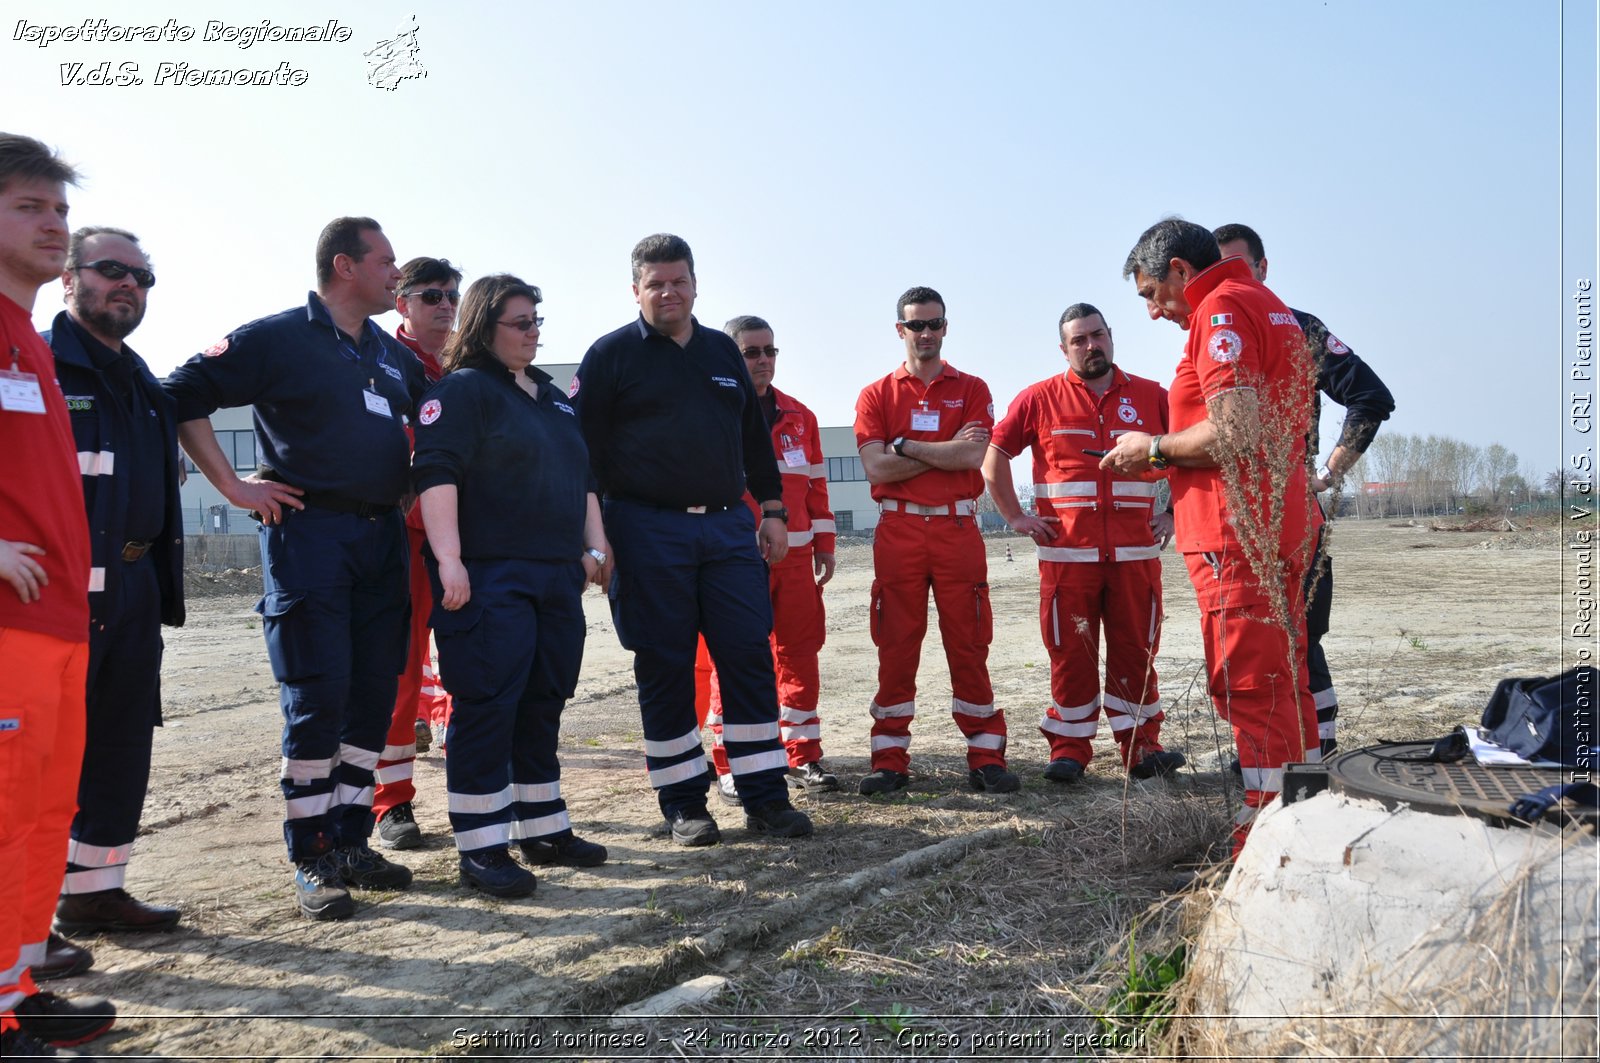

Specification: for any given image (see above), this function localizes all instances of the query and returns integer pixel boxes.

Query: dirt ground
[60,519,1567,1061]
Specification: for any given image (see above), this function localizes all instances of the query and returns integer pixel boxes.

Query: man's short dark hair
[66,225,143,269]
[631,233,694,283]
[1058,302,1106,338]
[897,286,945,319]
[723,315,771,341]
[1121,218,1220,281]
[1212,223,1265,264]
[315,216,382,287]
[399,256,463,293]
[0,132,79,195]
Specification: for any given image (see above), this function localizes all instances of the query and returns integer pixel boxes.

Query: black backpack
[1480,667,1596,767]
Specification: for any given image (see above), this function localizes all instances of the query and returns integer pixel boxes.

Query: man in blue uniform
[165,217,424,920]
[41,228,184,971]
[1213,223,1396,758]
[574,233,812,847]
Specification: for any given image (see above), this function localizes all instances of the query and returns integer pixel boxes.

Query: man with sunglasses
[0,132,118,1056]
[853,287,1019,796]
[40,228,185,953]
[165,217,426,920]
[701,316,839,800]
[574,233,812,846]
[982,303,1184,786]
[370,257,463,853]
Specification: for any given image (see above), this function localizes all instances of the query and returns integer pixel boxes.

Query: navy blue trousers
[429,557,585,855]
[64,556,162,893]
[1304,523,1336,750]
[256,507,408,862]
[604,500,789,817]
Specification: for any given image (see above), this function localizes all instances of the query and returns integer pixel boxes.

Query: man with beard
[372,256,462,852]
[41,228,185,960]
[983,304,1184,785]
[166,218,425,920]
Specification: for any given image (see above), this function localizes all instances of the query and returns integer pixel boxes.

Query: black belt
[609,497,735,514]
[297,492,398,519]
[121,540,153,562]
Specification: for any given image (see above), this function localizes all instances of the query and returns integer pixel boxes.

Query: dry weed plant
[1206,332,1322,767]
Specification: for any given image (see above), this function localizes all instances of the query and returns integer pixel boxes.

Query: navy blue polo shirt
[164,292,425,506]
[412,360,594,562]
[573,315,782,509]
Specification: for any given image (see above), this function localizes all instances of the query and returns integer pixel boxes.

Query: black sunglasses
[75,260,155,289]
[898,317,946,332]
[740,346,779,359]
[496,316,545,332]
[405,288,460,306]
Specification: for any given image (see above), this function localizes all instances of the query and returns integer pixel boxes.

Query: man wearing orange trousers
[700,316,839,801]
[1105,219,1319,858]
[0,131,116,1056]
[853,286,1019,796]
[373,257,461,851]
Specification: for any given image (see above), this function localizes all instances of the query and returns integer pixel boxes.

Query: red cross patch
[1207,329,1242,364]
[419,398,441,425]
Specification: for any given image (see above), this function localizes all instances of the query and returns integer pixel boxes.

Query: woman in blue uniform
[413,274,610,897]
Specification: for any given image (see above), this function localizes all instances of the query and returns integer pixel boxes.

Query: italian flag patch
[1210,313,1232,326]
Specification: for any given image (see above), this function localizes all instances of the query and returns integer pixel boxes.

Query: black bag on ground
[1479,667,1595,766]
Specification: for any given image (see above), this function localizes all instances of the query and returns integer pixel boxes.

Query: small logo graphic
[203,338,229,357]
[567,375,580,397]
[366,15,426,91]
[418,398,441,425]
[711,375,740,389]
[1207,329,1242,363]
[1325,333,1350,355]
[0,718,19,732]
[1117,404,1138,423]
[553,400,575,416]
[1210,313,1232,326]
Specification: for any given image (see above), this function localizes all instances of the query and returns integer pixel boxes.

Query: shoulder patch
[203,338,229,358]
[1325,333,1350,356]
[567,374,580,398]
[1207,329,1243,364]
[419,398,441,425]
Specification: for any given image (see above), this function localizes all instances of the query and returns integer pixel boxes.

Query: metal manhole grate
[1325,742,1595,828]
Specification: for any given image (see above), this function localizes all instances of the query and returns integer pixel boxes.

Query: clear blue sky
[3,1,1586,479]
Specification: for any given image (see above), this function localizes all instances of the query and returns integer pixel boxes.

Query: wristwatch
[761,507,790,524]
[585,548,607,565]
[892,436,907,457]
[1148,435,1169,471]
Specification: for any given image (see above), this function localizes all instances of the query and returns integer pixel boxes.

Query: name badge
[910,410,940,432]
[0,370,47,414]
[783,446,808,468]
[364,388,393,418]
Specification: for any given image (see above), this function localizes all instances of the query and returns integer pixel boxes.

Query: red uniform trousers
[0,630,88,1019]
[373,522,452,818]
[868,511,1005,773]
[1037,558,1165,767]
[1184,550,1319,857]
[703,557,827,773]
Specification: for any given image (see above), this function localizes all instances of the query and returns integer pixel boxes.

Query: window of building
[827,456,866,483]
[835,510,854,533]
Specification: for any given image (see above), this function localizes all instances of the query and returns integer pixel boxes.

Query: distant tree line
[1343,432,1570,518]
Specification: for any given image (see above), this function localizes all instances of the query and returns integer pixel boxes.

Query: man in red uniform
[703,316,839,799]
[854,286,1019,796]
[984,303,1186,784]
[1104,219,1319,857]
[373,257,461,851]
[0,132,116,1056]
